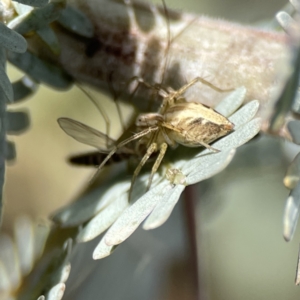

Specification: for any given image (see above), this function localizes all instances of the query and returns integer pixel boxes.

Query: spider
[95,76,235,199]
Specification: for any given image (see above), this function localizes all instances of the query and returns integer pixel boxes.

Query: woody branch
[27,0,291,131]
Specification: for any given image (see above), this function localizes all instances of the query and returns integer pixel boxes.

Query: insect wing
[58,118,116,151]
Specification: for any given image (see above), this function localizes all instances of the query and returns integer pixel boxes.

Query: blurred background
[4,0,300,299]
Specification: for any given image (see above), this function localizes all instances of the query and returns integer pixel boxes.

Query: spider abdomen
[163,102,234,147]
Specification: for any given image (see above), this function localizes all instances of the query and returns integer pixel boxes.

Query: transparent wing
[58,118,116,151]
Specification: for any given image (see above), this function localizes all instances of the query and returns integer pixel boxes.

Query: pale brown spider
[96,77,234,199]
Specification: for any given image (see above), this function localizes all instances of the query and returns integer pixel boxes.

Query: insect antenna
[77,84,111,148]
[141,0,199,109]
[159,0,171,86]
[107,72,127,132]
[159,0,199,88]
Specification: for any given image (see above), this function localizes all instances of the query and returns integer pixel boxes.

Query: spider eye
[136,115,145,126]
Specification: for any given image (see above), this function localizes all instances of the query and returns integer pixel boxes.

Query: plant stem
[184,184,200,300]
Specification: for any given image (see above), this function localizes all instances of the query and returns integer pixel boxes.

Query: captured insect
[68,151,123,167]
[58,117,139,168]
[59,78,133,168]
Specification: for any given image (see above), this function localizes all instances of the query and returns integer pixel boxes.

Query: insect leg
[129,142,158,201]
[146,142,168,191]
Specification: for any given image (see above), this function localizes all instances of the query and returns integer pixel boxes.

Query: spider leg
[126,76,170,112]
[127,76,170,97]
[198,141,220,153]
[129,142,158,201]
[147,142,168,191]
[90,126,158,184]
[162,122,181,133]
[162,122,220,152]
[184,132,220,152]
[171,77,234,100]
[128,76,155,91]
[185,132,221,152]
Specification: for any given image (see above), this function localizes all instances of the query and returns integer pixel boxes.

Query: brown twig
[27,0,290,114]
